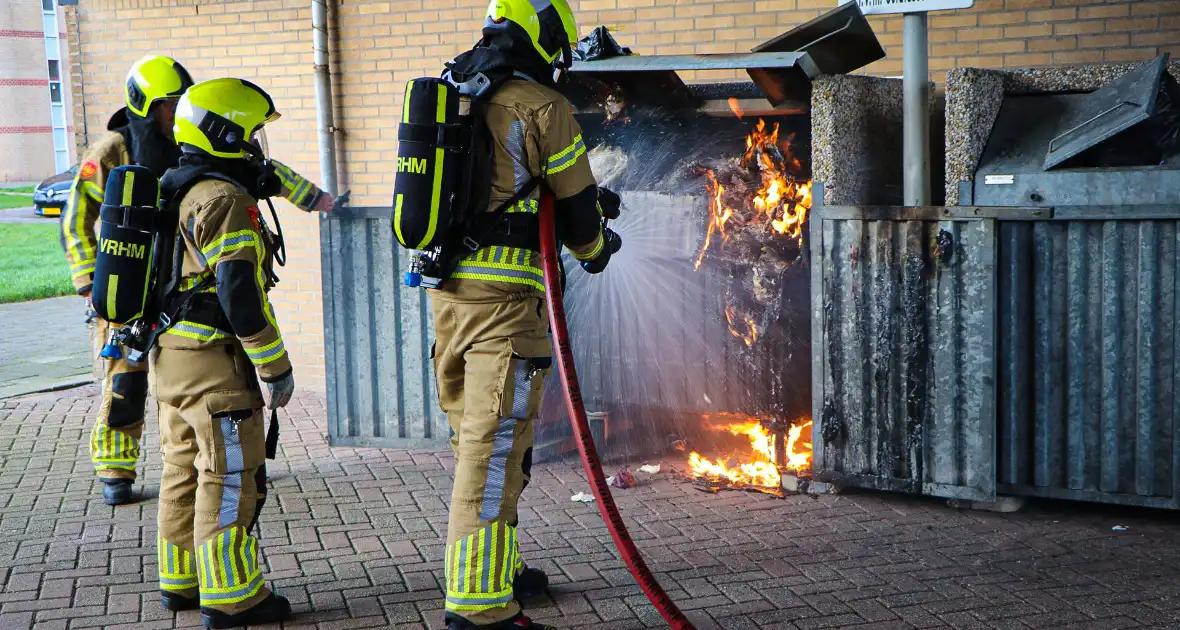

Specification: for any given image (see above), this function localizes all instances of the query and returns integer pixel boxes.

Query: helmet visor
[249,128,271,160]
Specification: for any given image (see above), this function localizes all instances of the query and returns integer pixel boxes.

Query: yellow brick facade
[65,0,1180,387]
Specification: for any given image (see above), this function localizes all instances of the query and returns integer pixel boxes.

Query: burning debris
[687,416,813,496]
[694,116,812,271]
[690,112,813,353]
[604,86,631,126]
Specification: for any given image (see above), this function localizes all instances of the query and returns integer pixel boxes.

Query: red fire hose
[538,194,696,630]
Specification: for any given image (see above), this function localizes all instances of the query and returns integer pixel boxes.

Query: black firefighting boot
[201,593,292,629]
[160,591,198,612]
[100,479,134,506]
[514,565,549,602]
[445,612,557,630]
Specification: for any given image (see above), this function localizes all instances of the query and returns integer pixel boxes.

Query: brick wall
[67,0,1180,388]
[0,1,63,182]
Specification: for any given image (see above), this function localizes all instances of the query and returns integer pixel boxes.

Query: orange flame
[728,97,744,120]
[688,420,813,491]
[695,118,812,274]
[724,306,758,348]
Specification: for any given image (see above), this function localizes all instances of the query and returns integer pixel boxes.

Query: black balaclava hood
[446,21,557,90]
[108,106,181,179]
[160,147,280,203]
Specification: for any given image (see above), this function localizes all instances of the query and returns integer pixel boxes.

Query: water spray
[538,193,696,630]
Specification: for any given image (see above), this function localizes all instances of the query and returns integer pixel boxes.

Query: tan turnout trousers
[90,317,149,481]
[431,279,552,626]
[149,343,271,614]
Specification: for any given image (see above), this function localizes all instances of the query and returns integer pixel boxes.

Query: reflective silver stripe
[219,417,245,528]
[480,417,517,521]
[506,120,530,190]
[480,360,531,520]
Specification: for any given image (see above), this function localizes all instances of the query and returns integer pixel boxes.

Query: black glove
[597,187,621,220]
[581,229,622,274]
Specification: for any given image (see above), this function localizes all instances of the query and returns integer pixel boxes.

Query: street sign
[840,0,974,15]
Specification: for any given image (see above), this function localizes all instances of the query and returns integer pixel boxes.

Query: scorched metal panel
[812,209,996,501]
[322,209,445,448]
[997,219,1180,509]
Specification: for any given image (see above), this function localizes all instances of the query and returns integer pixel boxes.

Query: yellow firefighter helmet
[173,78,281,160]
[485,0,578,66]
[124,55,194,118]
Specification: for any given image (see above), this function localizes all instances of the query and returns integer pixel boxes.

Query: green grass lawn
[0,223,74,303]
[1,186,36,194]
[0,191,35,210]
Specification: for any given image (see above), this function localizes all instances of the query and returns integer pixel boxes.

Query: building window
[42,0,54,11]
[49,82,62,103]
[47,60,60,81]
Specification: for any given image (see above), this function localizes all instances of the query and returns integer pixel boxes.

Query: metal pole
[903,11,930,206]
[312,0,340,440]
[311,0,338,196]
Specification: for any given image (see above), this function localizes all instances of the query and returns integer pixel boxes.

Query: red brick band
[0,79,50,86]
[0,29,68,39]
[0,126,53,134]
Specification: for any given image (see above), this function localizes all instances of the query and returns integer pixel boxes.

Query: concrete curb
[0,376,95,400]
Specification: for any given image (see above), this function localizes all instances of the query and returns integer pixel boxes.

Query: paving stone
[3,388,1180,629]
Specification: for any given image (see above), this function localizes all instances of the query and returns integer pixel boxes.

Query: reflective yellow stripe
[547,135,587,175]
[72,262,96,280]
[445,522,519,613]
[122,170,135,205]
[244,337,286,365]
[63,175,97,270]
[201,230,257,265]
[197,527,265,607]
[402,81,414,124]
[83,181,104,201]
[163,320,231,342]
[158,534,198,592]
[393,193,406,247]
[177,272,213,293]
[106,274,118,318]
[228,528,241,586]
[217,532,229,591]
[90,422,140,470]
[413,82,448,249]
[573,232,604,262]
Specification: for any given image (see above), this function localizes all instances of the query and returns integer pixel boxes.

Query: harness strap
[99,204,158,231]
[436,175,543,282]
[397,122,472,151]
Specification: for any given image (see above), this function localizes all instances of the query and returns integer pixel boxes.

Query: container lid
[1042,54,1170,170]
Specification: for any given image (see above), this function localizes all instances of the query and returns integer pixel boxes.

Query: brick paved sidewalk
[0,296,94,399]
[3,387,1180,629]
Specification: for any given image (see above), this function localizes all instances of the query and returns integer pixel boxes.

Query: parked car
[33,163,77,217]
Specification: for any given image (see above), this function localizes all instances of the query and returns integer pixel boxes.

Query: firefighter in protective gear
[61,55,334,506]
[149,77,295,628]
[433,2,619,629]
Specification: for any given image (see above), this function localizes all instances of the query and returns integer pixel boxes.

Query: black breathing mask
[551,44,573,86]
[228,130,282,200]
